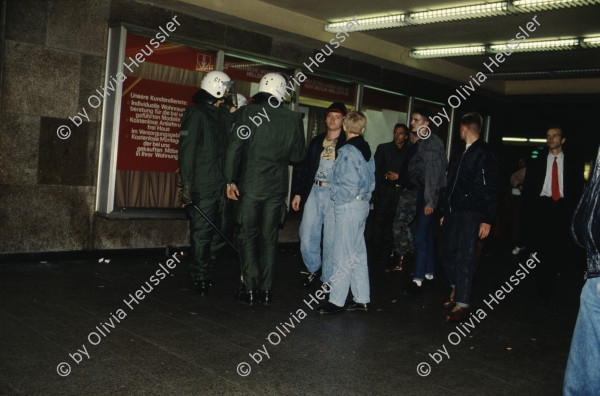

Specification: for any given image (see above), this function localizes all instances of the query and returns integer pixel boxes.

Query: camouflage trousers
[392,188,417,255]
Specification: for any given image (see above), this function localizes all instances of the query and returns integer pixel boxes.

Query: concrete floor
[0,242,582,395]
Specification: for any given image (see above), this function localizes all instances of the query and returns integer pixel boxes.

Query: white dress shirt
[540,151,564,198]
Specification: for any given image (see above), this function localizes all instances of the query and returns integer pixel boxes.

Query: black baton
[191,204,239,254]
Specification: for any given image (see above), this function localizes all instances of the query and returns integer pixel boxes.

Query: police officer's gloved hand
[180,185,193,206]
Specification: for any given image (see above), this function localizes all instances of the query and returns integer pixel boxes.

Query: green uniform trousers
[185,188,230,281]
[237,191,286,291]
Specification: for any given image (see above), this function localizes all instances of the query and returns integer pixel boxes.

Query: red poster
[116,78,198,172]
[126,34,215,72]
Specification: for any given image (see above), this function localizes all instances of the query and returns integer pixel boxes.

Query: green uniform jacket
[225,103,306,196]
[178,103,230,195]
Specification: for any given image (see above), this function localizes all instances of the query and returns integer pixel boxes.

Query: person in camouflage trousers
[392,189,417,264]
[386,135,418,273]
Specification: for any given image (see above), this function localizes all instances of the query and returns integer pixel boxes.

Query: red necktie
[551,157,560,201]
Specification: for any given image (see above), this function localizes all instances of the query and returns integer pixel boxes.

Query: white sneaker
[425,274,434,281]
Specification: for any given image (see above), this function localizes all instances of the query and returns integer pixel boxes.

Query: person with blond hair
[316,111,376,314]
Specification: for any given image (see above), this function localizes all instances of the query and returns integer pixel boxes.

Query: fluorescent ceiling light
[325,14,406,32]
[528,138,547,142]
[409,2,507,24]
[513,0,600,11]
[411,45,486,59]
[324,0,600,31]
[502,137,528,142]
[490,38,579,52]
[411,35,595,59]
[582,36,600,48]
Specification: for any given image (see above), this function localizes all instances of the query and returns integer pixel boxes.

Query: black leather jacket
[443,138,498,224]
[291,132,346,203]
[572,146,600,279]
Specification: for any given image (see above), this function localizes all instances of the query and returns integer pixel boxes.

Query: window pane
[362,87,409,154]
[114,34,216,209]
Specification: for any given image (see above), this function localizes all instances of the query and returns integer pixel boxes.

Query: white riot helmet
[200,71,231,99]
[258,73,288,101]
[236,94,248,108]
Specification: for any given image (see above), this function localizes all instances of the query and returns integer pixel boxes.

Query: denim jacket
[572,146,600,279]
[331,136,376,205]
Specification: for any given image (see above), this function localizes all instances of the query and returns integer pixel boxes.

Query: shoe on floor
[316,301,344,315]
[445,306,469,322]
[442,288,456,308]
[512,246,525,255]
[258,290,272,305]
[344,301,369,313]
[235,286,256,305]
[302,269,321,288]
[401,281,423,295]
[384,255,406,273]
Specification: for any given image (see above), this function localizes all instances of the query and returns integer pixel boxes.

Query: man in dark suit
[522,126,584,298]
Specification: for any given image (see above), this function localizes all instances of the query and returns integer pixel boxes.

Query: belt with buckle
[315,181,331,187]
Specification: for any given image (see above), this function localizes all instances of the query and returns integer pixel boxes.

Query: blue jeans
[328,200,370,306]
[439,211,480,308]
[563,277,600,395]
[413,189,435,281]
[299,184,335,282]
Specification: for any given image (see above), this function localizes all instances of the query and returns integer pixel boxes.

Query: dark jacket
[291,132,346,203]
[374,141,409,195]
[443,138,498,224]
[398,143,418,190]
[572,146,600,279]
[408,133,447,208]
[225,97,306,197]
[178,102,229,195]
[522,148,583,214]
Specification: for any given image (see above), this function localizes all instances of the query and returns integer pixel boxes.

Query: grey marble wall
[0,0,190,254]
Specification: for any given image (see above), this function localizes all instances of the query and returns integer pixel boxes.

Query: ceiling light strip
[582,36,600,48]
[502,137,529,142]
[411,45,486,59]
[513,0,600,12]
[409,2,507,24]
[410,35,600,58]
[489,38,580,52]
[325,14,406,32]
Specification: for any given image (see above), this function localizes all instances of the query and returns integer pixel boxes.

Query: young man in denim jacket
[317,111,376,314]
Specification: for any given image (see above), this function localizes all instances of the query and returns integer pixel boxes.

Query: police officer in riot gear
[179,70,232,296]
[225,72,306,305]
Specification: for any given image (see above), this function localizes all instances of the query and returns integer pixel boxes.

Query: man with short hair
[522,126,583,299]
[372,123,410,265]
[291,102,347,287]
[388,129,419,273]
[403,107,447,294]
[439,112,498,322]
